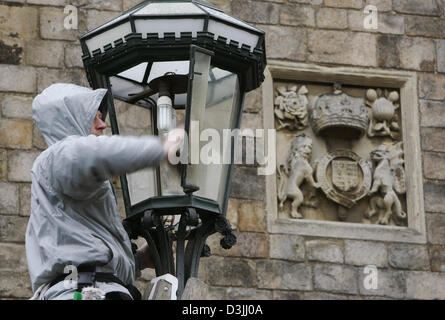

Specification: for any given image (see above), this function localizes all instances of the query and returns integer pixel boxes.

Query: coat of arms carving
[275,82,406,226]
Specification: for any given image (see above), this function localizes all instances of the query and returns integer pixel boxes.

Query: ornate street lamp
[80,0,266,299]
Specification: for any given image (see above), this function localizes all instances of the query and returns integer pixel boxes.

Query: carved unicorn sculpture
[366,142,407,225]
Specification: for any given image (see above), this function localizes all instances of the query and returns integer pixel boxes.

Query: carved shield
[332,160,359,192]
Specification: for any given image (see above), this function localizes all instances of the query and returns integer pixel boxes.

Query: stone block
[349,11,404,35]
[269,234,305,262]
[257,260,312,291]
[0,215,28,242]
[388,244,430,271]
[405,16,445,38]
[280,5,315,27]
[272,290,303,300]
[0,150,7,180]
[423,152,445,180]
[303,292,350,300]
[241,112,263,132]
[0,243,27,270]
[0,36,24,65]
[27,0,67,5]
[226,287,272,300]
[358,269,405,298]
[345,240,387,267]
[181,278,210,300]
[406,271,445,299]
[419,100,445,127]
[316,8,347,29]
[33,124,47,151]
[40,7,79,41]
[308,30,377,67]
[393,0,444,16]
[377,35,435,71]
[313,263,358,294]
[324,0,363,8]
[365,0,392,12]
[419,73,445,100]
[230,166,265,201]
[86,9,119,31]
[203,256,257,287]
[421,128,445,153]
[260,25,307,61]
[289,0,322,5]
[19,184,31,217]
[0,119,32,149]
[0,182,19,215]
[0,65,37,93]
[123,0,142,11]
[429,246,445,272]
[139,266,156,282]
[426,213,445,245]
[25,40,65,68]
[1,95,33,120]
[0,5,38,40]
[398,38,435,72]
[238,200,266,232]
[37,68,89,93]
[231,0,279,25]
[438,40,445,73]
[306,240,344,263]
[226,197,239,230]
[7,151,40,183]
[72,0,122,12]
[207,286,226,300]
[243,87,262,114]
[0,271,33,298]
[424,181,445,213]
[206,231,268,258]
[65,44,84,68]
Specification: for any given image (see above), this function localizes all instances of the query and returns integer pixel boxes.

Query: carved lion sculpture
[366,142,407,225]
[277,134,320,219]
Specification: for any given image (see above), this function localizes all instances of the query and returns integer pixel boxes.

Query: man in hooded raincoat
[25,83,177,300]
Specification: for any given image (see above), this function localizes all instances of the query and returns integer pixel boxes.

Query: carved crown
[309,89,368,139]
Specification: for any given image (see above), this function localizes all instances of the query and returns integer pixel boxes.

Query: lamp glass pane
[186,49,240,210]
[134,18,204,38]
[106,99,157,205]
[117,62,148,83]
[134,2,205,15]
[207,19,259,50]
[85,22,132,55]
[147,61,190,83]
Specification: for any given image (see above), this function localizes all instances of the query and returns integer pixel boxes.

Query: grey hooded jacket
[25,83,165,299]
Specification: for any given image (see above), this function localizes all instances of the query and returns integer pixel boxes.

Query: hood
[32,83,108,146]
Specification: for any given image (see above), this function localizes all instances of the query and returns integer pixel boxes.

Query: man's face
[90,110,107,136]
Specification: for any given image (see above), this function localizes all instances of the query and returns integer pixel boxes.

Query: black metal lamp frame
[80,2,266,299]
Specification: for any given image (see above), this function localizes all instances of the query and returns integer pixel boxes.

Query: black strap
[49,268,141,300]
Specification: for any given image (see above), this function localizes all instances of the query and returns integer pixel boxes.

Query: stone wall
[0,0,444,300]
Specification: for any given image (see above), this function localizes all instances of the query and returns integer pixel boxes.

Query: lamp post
[80,0,266,299]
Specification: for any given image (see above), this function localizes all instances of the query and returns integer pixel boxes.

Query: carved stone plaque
[265,62,426,243]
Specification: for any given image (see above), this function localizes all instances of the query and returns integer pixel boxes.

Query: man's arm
[48,134,165,200]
